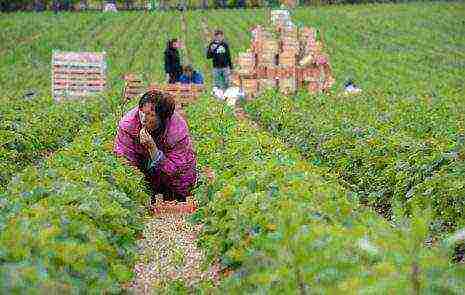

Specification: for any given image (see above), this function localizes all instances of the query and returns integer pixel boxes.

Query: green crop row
[0,96,109,188]
[0,114,149,293]
[182,96,464,293]
[242,90,465,235]
[0,13,150,189]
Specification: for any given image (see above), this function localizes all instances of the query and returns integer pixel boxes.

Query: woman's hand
[139,128,157,159]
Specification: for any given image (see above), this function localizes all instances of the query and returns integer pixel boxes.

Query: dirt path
[127,100,248,293]
[129,212,220,293]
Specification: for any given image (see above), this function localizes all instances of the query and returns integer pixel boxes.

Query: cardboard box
[278,52,296,67]
[279,77,297,94]
[242,78,259,97]
[258,78,277,91]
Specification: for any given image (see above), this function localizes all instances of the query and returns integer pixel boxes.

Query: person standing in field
[207,30,233,90]
[164,39,183,84]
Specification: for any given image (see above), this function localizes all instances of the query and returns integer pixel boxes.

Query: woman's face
[140,103,158,132]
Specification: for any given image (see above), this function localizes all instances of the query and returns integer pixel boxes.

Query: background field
[1,1,464,293]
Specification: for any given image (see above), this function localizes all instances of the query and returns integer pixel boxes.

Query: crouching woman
[114,90,197,203]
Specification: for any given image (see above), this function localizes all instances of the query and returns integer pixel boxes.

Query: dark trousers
[168,72,181,84]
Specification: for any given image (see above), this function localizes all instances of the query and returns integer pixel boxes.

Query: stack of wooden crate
[52,51,107,102]
[122,73,146,101]
[233,11,335,98]
[148,83,204,107]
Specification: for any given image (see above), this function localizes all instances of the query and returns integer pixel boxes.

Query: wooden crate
[149,83,204,105]
[258,78,277,91]
[279,77,297,94]
[257,51,277,66]
[230,72,241,87]
[301,66,322,82]
[256,66,268,79]
[252,29,273,54]
[241,78,259,98]
[300,27,317,55]
[122,73,146,101]
[52,51,106,102]
[308,81,321,94]
[280,27,298,40]
[267,66,294,79]
[263,39,280,52]
[281,37,299,46]
[278,52,296,67]
[237,51,256,75]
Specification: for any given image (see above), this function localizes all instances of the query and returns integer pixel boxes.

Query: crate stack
[122,73,146,101]
[52,51,107,102]
[148,83,204,107]
[233,10,335,98]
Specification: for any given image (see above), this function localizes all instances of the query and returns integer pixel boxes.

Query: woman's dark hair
[166,38,178,51]
[138,89,158,108]
[139,90,175,138]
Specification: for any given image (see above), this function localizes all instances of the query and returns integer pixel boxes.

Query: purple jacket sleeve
[158,114,196,177]
[159,135,191,176]
[113,109,147,169]
[114,126,140,167]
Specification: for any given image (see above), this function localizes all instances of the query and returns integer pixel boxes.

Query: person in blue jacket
[179,65,204,85]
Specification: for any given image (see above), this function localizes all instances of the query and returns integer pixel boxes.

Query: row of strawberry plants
[292,2,465,97]
[0,96,109,187]
[0,113,149,292]
[183,96,464,293]
[242,91,465,235]
[0,13,146,188]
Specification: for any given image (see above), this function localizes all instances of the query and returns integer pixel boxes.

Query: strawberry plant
[241,1,465,235]
[0,2,464,292]
[183,96,464,293]
[0,114,149,292]
[243,90,465,235]
[0,96,109,188]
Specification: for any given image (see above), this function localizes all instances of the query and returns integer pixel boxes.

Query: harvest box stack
[122,73,146,101]
[52,51,107,102]
[148,83,204,107]
[233,10,334,98]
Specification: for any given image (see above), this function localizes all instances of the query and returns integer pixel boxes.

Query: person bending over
[179,65,204,85]
[114,90,197,203]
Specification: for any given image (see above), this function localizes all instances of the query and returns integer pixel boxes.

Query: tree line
[0,0,448,12]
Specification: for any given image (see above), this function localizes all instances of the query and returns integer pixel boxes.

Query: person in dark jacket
[164,39,183,84]
[179,65,204,85]
[206,30,233,90]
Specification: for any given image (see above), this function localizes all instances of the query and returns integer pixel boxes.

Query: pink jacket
[114,107,197,197]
